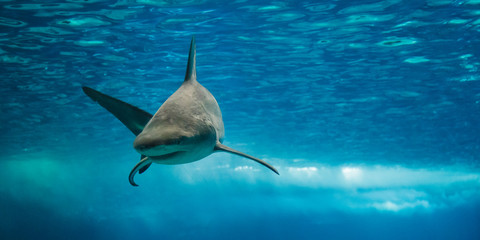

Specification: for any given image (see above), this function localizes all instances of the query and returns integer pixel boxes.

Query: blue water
[1,0,480,239]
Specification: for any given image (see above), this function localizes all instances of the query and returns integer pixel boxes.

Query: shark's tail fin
[184,36,196,82]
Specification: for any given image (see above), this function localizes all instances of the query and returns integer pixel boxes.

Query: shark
[82,37,278,186]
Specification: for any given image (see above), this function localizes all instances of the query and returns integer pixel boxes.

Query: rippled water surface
[1,0,479,239]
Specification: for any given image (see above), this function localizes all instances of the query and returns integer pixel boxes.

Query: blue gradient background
[1,0,479,239]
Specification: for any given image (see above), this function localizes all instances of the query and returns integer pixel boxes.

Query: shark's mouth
[148,151,184,160]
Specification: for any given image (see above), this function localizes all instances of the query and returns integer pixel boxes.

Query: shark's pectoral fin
[214,143,279,175]
[129,157,153,186]
[139,163,152,174]
[82,86,153,136]
[138,155,151,174]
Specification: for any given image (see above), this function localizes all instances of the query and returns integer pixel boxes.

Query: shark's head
[134,129,187,159]
[133,121,217,163]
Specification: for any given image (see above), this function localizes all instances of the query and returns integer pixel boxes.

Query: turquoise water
[1,0,480,239]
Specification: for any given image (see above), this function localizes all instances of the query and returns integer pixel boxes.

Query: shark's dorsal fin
[82,86,153,136]
[214,143,279,175]
[184,36,196,82]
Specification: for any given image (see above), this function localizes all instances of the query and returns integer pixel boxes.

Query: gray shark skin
[82,37,278,186]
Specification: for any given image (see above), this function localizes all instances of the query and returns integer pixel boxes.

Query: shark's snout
[133,131,187,156]
[133,133,163,156]
[133,135,154,152]
[134,144,151,153]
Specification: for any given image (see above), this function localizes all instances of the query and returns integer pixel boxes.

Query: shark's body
[83,37,278,186]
